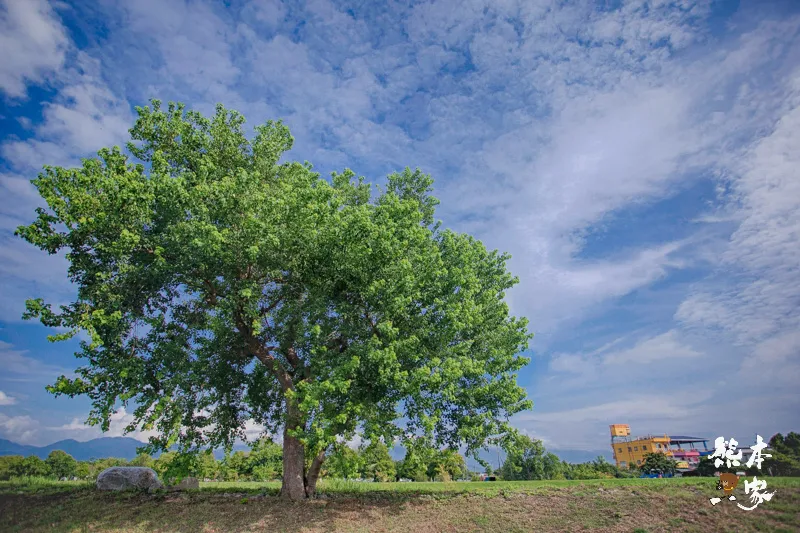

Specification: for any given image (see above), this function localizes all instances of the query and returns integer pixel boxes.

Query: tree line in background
[494,432,800,481]
[693,432,800,477]
[496,434,639,480]
[0,438,466,483]
[3,432,797,483]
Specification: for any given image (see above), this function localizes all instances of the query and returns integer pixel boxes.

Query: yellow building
[610,424,673,469]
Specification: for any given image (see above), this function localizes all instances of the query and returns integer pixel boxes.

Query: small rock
[96,467,163,492]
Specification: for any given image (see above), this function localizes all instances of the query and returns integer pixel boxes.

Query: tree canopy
[17,100,533,499]
[324,443,362,480]
[763,432,800,476]
[640,452,678,475]
[45,450,78,479]
[359,440,396,482]
[499,434,564,481]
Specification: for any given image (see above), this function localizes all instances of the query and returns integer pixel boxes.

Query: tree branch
[233,305,292,391]
[252,343,292,391]
[259,294,284,316]
[201,278,219,306]
[285,346,310,380]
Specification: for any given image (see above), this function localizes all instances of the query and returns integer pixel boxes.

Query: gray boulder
[167,477,200,491]
[96,467,163,492]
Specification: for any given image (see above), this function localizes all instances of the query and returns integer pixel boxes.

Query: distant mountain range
[0,437,150,461]
[459,447,612,471]
[1,436,611,466]
[0,437,258,461]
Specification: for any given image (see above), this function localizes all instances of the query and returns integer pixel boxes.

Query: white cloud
[739,331,800,387]
[0,413,39,443]
[49,407,159,443]
[544,329,706,398]
[515,389,716,450]
[604,330,702,365]
[0,340,71,382]
[55,417,88,431]
[521,391,714,425]
[676,73,800,386]
[549,330,702,376]
[49,408,271,447]
[0,52,130,323]
[2,52,133,172]
[0,0,69,98]
[427,11,781,335]
[0,390,16,405]
[242,419,267,441]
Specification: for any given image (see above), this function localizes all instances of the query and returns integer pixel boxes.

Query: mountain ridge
[0,437,610,465]
[0,437,150,461]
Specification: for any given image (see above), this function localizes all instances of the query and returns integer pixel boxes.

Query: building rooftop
[668,436,708,444]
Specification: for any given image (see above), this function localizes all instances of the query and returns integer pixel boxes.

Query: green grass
[1,476,798,532]
[3,475,800,496]
[0,476,94,494]
[5,475,800,498]
[200,475,800,496]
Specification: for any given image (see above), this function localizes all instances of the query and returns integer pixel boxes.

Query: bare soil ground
[1,478,798,532]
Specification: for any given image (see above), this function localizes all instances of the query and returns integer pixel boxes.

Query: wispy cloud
[0,413,39,443]
[675,73,800,394]
[48,407,159,443]
[0,0,68,99]
[0,340,71,383]
[603,330,703,365]
[0,390,16,405]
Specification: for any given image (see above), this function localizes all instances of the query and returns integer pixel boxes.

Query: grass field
[1,477,798,532]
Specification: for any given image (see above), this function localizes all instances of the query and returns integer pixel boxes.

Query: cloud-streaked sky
[1,0,798,453]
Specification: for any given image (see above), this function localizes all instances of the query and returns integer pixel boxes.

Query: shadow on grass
[0,486,435,533]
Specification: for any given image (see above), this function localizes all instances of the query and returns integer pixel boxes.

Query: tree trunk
[305,450,326,497]
[281,427,307,500]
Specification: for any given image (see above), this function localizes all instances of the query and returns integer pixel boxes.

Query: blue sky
[0,0,798,454]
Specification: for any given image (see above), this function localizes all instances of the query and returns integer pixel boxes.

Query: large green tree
[19,455,49,477]
[45,450,78,479]
[640,452,679,476]
[0,456,24,480]
[324,444,362,479]
[359,440,396,482]
[762,432,800,476]
[248,437,283,480]
[397,437,434,481]
[128,453,155,469]
[16,100,532,499]
[432,448,467,481]
[219,451,250,481]
[499,434,551,480]
[399,438,466,481]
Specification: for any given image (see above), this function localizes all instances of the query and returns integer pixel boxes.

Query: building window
[628,447,632,452]
[637,460,641,465]
[620,462,627,468]
[643,445,648,451]
[634,446,638,451]
[656,444,661,449]
[618,448,622,452]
